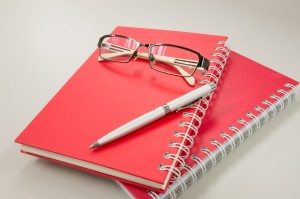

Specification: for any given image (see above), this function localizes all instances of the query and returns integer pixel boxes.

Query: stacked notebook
[15,27,299,198]
[117,50,299,198]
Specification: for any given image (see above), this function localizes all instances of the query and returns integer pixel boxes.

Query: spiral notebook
[15,26,229,192]
[117,51,299,198]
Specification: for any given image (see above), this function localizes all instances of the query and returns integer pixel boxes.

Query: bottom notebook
[116,51,299,199]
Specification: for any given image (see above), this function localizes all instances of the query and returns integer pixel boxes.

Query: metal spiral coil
[149,40,231,199]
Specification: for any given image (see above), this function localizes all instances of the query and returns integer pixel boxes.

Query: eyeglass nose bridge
[132,42,154,61]
[136,43,156,63]
[139,43,150,48]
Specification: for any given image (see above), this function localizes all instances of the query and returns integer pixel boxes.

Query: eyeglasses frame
[97,34,210,77]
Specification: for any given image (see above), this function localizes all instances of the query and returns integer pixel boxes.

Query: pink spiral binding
[189,82,298,191]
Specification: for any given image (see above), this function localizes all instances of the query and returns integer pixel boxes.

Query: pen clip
[175,97,203,112]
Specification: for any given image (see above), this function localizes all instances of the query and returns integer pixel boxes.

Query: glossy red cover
[15,26,227,191]
[119,51,299,198]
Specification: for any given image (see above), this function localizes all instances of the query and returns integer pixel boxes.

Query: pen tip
[89,142,100,149]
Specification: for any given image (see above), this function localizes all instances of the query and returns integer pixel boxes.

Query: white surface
[1,0,300,199]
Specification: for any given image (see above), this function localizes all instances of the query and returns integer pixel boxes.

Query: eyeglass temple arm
[98,51,195,86]
[136,52,197,86]
[99,47,204,71]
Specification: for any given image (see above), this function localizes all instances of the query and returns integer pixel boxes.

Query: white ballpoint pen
[89,82,216,149]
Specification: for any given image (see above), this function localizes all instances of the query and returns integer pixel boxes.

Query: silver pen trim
[161,104,172,114]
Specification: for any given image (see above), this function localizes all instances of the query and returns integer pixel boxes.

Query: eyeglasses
[97,34,210,86]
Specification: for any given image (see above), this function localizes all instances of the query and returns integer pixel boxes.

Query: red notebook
[117,51,299,198]
[15,26,228,192]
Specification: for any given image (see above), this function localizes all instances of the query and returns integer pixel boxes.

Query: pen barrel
[97,107,166,146]
[167,82,215,111]
[95,82,216,147]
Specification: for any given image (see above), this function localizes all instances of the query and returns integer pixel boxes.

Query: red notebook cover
[117,51,299,198]
[15,26,228,192]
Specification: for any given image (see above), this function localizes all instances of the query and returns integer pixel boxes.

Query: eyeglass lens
[149,45,199,76]
[100,36,139,62]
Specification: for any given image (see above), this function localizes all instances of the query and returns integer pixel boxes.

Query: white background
[1,0,300,198]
